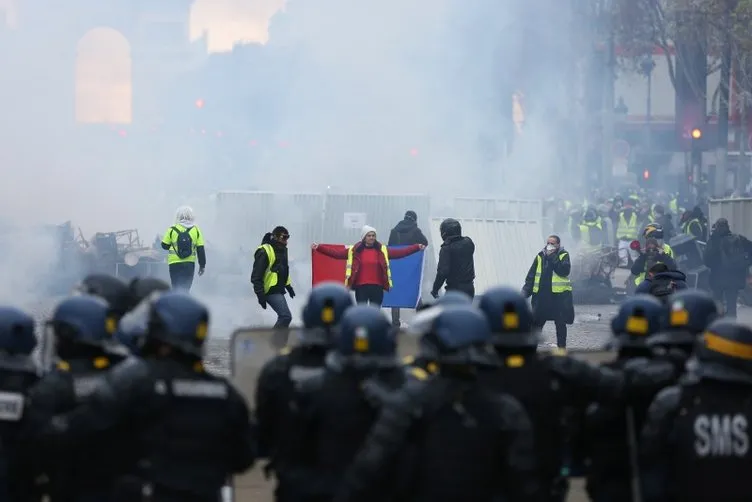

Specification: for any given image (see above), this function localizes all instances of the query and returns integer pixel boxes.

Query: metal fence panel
[428,218,542,295]
[320,193,431,245]
[452,198,543,221]
[708,198,752,239]
[214,191,323,261]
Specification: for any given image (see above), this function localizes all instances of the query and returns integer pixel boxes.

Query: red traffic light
[195,99,205,109]
[642,169,650,180]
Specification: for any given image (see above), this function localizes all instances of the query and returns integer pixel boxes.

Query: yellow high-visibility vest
[345,245,392,288]
[617,212,638,240]
[579,222,602,248]
[635,245,674,285]
[161,224,203,265]
[258,243,291,294]
[532,253,572,294]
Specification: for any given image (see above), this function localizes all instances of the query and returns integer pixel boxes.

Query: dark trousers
[534,320,568,348]
[169,262,195,292]
[391,308,401,327]
[354,284,384,307]
[713,287,739,318]
[446,284,475,299]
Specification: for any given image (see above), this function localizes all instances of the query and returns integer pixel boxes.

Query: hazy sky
[0,0,284,51]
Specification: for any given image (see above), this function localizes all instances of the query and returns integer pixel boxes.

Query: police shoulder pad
[278,346,292,356]
[56,360,71,372]
[402,355,415,365]
[409,367,429,381]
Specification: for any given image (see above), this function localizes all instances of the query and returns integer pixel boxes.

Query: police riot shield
[229,327,304,502]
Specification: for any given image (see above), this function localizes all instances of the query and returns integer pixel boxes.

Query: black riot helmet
[128,277,170,309]
[328,306,397,371]
[439,218,462,240]
[695,320,752,384]
[477,286,539,349]
[301,282,354,345]
[74,274,132,318]
[649,290,719,349]
[416,290,471,312]
[415,305,495,368]
[144,291,210,358]
[610,295,664,351]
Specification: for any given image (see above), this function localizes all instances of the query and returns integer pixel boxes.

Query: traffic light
[642,169,650,180]
[691,128,702,140]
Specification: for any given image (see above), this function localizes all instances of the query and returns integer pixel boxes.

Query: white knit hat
[361,225,377,240]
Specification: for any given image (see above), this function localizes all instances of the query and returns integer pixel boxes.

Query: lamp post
[640,56,656,151]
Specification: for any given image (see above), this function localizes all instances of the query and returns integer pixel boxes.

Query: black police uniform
[42,292,255,502]
[0,307,40,502]
[22,295,130,502]
[336,305,540,502]
[641,320,752,501]
[287,306,405,502]
[477,286,677,502]
[582,296,675,502]
[255,283,354,502]
[646,289,720,378]
[431,218,475,298]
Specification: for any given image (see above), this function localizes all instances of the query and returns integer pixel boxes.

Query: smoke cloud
[0,0,581,330]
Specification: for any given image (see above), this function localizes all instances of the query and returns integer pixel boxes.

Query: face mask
[546,244,556,252]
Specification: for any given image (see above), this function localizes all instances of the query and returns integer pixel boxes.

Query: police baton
[626,406,643,502]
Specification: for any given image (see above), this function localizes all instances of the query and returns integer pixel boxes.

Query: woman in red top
[312,225,425,306]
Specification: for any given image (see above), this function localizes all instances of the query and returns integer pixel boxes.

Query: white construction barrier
[428,218,543,295]
[708,197,752,239]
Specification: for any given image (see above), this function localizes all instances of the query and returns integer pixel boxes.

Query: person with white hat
[312,225,425,307]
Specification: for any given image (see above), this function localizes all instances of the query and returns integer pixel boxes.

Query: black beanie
[405,210,417,221]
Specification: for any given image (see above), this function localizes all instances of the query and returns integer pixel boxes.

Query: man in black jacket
[251,226,296,329]
[388,210,429,326]
[703,217,752,318]
[431,218,475,299]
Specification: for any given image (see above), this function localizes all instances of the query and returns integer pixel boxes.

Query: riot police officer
[74,274,134,319]
[40,292,255,502]
[115,277,171,354]
[402,289,473,377]
[582,295,668,502]
[642,319,752,501]
[476,286,678,501]
[0,307,40,502]
[336,304,541,502]
[647,289,720,376]
[255,281,354,501]
[286,305,405,502]
[23,295,131,501]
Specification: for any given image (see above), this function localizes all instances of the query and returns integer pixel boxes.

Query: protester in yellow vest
[251,226,294,329]
[313,225,425,307]
[521,235,574,349]
[616,199,640,267]
[572,207,603,251]
[160,205,206,291]
[631,237,678,286]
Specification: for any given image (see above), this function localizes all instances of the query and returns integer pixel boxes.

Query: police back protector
[671,381,752,500]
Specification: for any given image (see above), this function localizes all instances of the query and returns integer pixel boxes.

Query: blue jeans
[266,293,293,328]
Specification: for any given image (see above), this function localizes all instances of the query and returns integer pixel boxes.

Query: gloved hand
[198,267,205,277]
[256,293,267,309]
[286,285,296,298]
[430,290,439,299]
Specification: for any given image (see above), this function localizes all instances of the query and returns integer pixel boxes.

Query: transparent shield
[228,326,419,499]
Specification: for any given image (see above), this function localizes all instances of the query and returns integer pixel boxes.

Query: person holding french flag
[312,225,425,307]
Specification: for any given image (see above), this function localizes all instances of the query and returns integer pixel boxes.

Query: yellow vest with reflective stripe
[579,221,602,248]
[258,243,291,294]
[617,212,638,240]
[669,198,678,213]
[345,245,392,288]
[532,253,572,293]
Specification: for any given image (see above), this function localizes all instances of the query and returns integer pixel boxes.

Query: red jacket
[316,241,422,291]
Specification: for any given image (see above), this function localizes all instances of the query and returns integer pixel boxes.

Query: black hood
[394,218,419,233]
[653,270,687,282]
[261,232,273,245]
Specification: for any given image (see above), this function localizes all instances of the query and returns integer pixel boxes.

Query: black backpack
[171,226,194,259]
[649,277,676,302]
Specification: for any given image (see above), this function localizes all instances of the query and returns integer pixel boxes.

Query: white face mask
[546,244,556,252]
